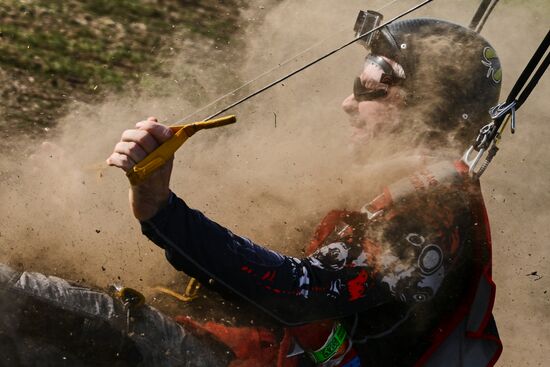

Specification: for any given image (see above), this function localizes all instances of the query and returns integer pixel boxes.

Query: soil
[0,0,245,145]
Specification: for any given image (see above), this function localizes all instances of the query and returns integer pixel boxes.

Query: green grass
[0,0,245,136]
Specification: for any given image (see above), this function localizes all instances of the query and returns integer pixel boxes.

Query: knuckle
[154,125,172,140]
[121,155,132,167]
[121,129,133,139]
[141,121,155,130]
[115,141,125,149]
[142,137,156,151]
[127,141,138,152]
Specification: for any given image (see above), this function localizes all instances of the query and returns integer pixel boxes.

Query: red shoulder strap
[305,210,350,256]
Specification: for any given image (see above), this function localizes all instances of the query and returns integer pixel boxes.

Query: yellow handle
[126,115,236,185]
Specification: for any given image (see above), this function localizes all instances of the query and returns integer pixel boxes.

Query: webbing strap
[464,30,549,176]
[505,30,550,111]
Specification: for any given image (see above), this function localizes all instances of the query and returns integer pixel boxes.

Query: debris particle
[526,271,542,281]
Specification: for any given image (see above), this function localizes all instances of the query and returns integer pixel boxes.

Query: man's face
[341,58,404,145]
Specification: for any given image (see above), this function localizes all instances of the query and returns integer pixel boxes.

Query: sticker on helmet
[418,244,443,275]
[481,46,502,84]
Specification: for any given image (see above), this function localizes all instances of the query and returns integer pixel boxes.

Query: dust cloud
[0,0,548,365]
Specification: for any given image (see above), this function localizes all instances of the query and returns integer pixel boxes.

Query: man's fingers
[106,152,137,172]
[107,117,173,174]
[114,141,148,163]
[135,120,173,144]
[120,129,159,153]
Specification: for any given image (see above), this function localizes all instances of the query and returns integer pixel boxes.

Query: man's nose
[341,94,358,115]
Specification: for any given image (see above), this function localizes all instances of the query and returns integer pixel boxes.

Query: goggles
[353,77,387,101]
[353,55,404,102]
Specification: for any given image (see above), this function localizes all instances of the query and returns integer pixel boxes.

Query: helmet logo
[481,46,502,84]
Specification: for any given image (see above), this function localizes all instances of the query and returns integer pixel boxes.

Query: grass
[0,0,245,137]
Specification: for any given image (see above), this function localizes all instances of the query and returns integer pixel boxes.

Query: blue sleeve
[140,193,393,325]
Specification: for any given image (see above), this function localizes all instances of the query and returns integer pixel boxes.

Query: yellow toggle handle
[126,115,236,185]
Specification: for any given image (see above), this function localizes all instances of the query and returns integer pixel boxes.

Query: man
[108,17,502,367]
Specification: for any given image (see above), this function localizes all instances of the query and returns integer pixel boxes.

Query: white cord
[174,0,403,123]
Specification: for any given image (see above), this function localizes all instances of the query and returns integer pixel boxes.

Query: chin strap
[462,30,549,178]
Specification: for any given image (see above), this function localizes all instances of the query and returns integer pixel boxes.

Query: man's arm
[140,191,393,325]
[107,119,392,324]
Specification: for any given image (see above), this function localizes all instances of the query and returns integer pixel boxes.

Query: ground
[0,0,548,366]
[0,0,244,146]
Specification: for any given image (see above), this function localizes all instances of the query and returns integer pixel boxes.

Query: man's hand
[107,117,174,221]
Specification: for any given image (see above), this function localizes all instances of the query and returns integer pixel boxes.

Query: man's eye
[353,77,387,101]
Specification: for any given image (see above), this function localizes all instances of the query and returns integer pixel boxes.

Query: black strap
[469,29,549,177]
[489,29,549,131]
[506,30,550,110]
[469,0,493,30]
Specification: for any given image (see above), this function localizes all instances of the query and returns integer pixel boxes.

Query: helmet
[357,16,503,147]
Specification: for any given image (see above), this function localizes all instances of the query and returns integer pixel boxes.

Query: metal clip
[463,120,492,167]
[489,101,517,133]
[489,101,513,119]
[462,99,518,176]
[461,121,496,175]
[475,122,497,150]
[112,284,146,335]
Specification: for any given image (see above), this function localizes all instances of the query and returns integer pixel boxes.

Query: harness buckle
[489,101,517,133]
[462,100,518,178]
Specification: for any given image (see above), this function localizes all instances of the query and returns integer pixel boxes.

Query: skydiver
[108,16,503,367]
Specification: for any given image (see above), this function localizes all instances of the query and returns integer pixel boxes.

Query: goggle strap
[366,54,404,85]
[379,27,401,58]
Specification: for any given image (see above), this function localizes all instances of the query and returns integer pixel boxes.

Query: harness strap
[507,30,549,110]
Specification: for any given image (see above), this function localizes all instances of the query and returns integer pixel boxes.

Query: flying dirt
[0,0,548,366]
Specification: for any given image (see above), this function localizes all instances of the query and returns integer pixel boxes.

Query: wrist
[130,186,171,221]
